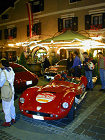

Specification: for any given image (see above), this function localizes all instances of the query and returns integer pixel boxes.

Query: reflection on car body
[44,59,67,80]
[9,62,38,92]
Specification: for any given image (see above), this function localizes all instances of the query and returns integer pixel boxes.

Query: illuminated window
[92,14,102,25]
[58,17,78,32]
[64,18,73,29]
[4,27,17,39]
[27,23,41,37]
[85,13,105,30]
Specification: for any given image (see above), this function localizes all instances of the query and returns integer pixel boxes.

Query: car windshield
[12,67,27,73]
[67,78,80,84]
[57,60,67,66]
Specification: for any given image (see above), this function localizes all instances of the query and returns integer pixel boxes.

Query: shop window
[30,0,44,13]
[58,17,78,32]
[0,30,2,40]
[70,0,81,3]
[85,13,105,30]
[27,22,41,37]
[4,27,17,39]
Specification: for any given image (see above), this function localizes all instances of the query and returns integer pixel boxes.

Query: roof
[0,0,17,15]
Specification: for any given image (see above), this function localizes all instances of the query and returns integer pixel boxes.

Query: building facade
[0,0,105,62]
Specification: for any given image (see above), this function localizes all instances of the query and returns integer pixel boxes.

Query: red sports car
[19,73,87,121]
[9,62,38,92]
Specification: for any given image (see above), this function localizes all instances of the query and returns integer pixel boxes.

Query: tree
[19,52,27,68]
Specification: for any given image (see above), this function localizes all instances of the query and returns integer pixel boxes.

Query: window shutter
[0,30,2,40]
[72,17,78,31]
[40,0,44,11]
[36,22,41,35]
[27,25,29,37]
[85,15,91,30]
[4,29,8,39]
[10,29,13,37]
[58,18,63,32]
[102,13,105,28]
[32,24,36,35]
[13,27,17,38]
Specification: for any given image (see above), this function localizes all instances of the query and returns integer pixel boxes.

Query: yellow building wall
[0,0,105,57]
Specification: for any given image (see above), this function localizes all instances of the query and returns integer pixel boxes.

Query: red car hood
[15,71,36,82]
[22,85,73,115]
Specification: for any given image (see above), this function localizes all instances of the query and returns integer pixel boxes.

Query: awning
[41,30,89,43]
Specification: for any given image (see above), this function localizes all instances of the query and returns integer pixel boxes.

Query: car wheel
[67,101,75,121]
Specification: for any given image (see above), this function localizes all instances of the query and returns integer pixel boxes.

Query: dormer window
[30,0,44,13]
[70,0,81,3]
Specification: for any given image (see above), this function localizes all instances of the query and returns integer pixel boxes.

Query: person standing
[43,55,51,70]
[98,52,105,92]
[83,52,94,91]
[0,58,16,127]
[71,51,81,77]
[67,53,74,76]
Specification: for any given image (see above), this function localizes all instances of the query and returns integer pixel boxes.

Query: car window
[12,67,27,73]
[57,60,67,66]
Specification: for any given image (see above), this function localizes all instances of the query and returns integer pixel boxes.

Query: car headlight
[62,102,69,109]
[20,98,25,104]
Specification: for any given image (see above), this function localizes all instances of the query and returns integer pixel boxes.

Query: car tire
[67,101,75,121]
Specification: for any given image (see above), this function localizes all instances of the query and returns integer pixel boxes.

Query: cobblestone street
[0,77,105,140]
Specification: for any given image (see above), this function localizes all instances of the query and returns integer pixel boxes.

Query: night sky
[0,0,16,14]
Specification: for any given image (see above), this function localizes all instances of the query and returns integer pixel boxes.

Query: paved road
[0,77,105,140]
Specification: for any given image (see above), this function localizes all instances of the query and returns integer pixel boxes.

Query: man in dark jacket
[71,51,81,77]
[43,56,51,70]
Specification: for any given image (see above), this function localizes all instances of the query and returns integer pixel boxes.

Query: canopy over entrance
[41,30,89,43]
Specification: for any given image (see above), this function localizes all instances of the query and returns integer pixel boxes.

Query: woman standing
[0,58,16,127]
